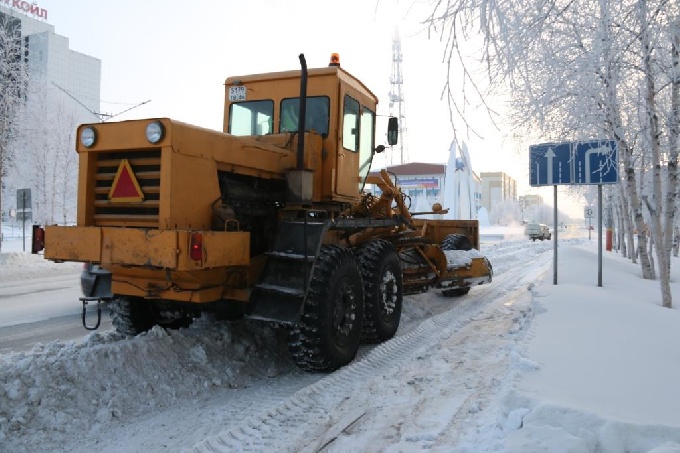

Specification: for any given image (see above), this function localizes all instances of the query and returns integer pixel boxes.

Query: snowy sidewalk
[506,242,680,452]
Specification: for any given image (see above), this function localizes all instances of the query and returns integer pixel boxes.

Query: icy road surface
[0,238,558,452]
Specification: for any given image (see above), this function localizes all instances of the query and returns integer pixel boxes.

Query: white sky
[29,0,579,216]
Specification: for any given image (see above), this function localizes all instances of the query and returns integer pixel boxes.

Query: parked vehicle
[525,223,551,241]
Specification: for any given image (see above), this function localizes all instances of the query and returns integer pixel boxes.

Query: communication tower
[389,30,408,164]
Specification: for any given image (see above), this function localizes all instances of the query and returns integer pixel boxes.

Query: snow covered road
[0,238,557,452]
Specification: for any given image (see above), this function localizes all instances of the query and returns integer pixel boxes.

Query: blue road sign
[529,140,618,186]
[573,140,617,184]
[529,143,572,186]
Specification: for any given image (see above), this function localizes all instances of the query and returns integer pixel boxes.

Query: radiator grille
[93,150,161,227]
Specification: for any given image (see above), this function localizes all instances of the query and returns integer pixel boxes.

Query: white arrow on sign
[584,146,613,183]
[545,147,555,185]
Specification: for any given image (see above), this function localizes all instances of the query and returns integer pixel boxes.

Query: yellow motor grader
[35,54,492,371]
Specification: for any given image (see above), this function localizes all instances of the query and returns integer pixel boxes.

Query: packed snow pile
[0,318,295,450]
[443,247,486,269]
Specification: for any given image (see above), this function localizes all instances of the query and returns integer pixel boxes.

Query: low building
[367,162,483,216]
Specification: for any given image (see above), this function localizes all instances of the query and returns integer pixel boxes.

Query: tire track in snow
[188,242,558,452]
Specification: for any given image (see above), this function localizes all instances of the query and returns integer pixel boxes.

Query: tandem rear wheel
[109,296,195,336]
[288,245,364,372]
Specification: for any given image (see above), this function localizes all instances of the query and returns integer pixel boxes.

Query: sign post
[16,189,32,252]
[530,140,618,286]
[584,207,594,240]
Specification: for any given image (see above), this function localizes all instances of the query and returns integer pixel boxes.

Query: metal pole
[553,185,558,285]
[598,184,603,287]
[22,191,26,252]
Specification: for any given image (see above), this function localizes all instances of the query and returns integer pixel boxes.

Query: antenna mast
[389,29,408,164]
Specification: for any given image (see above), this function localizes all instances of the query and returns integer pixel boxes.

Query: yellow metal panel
[44,226,102,262]
[440,257,491,281]
[170,122,295,179]
[77,151,97,226]
[163,153,221,230]
[101,228,178,268]
[177,230,250,269]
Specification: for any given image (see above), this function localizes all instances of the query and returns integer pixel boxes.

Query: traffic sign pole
[553,185,558,285]
[598,185,603,287]
[22,191,26,252]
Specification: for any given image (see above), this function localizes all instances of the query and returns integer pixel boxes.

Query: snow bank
[0,318,293,450]
[0,248,81,282]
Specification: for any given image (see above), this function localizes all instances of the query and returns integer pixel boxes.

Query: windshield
[229,100,273,136]
[280,96,330,138]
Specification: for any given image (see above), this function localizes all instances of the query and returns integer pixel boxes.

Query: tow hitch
[80,296,109,330]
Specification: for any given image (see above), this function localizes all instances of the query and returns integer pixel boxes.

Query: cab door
[335,94,361,197]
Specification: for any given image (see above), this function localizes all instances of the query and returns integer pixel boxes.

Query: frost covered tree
[0,13,29,251]
[425,0,680,308]
[6,78,81,226]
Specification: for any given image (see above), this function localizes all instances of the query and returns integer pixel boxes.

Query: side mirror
[387,117,398,146]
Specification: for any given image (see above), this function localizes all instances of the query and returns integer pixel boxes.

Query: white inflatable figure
[456,142,474,219]
[443,141,457,220]
[444,140,475,220]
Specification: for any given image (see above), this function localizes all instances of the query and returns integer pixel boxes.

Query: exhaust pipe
[297,53,307,170]
[286,53,313,205]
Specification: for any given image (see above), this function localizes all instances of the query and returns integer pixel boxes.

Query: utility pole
[389,29,408,165]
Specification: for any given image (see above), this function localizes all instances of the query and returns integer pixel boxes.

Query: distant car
[80,263,113,299]
[524,223,551,241]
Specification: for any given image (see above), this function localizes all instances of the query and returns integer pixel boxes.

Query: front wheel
[354,240,403,343]
[288,245,364,372]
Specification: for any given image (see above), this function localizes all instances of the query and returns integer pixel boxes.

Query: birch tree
[7,79,81,226]
[0,13,29,251]
[425,0,679,306]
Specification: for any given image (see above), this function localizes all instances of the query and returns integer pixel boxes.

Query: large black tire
[440,233,473,298]
[441,233,473,251]
[153,305,195,330]
[353,239,403,343]
[110,296,155,336]
[288,245,364,372]
[110,296,194,336]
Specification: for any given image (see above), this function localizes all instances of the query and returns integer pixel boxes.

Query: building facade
[1,3,101,225]
[479,171,517,213]
[0,3,101,122]
[367,162,483,217]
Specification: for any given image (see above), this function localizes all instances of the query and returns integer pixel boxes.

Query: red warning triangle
[109,159,144,202]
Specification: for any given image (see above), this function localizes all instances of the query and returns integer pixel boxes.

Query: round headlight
[146,121,165,144]
[80,127,96,148]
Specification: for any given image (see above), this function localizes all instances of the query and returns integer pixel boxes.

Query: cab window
[342,95,360,152]
[358,106,375,189]
[229,100,273,135]
[280,96,330,137]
